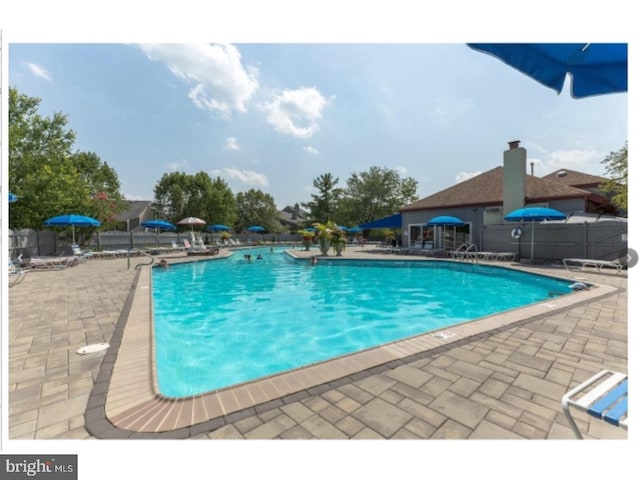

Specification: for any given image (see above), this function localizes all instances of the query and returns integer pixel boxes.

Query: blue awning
[359,213,402,229]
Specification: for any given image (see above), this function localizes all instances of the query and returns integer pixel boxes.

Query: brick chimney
[503,140,526,219]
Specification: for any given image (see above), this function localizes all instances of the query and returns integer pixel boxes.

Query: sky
[6,42,628,210]
[1,2,636,479]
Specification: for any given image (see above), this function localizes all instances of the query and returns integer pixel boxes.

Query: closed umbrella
[467,43,627,99]
[504,207,566,260]
[8,192,18,203]
[426,215,465,250]
[43,214,101,244]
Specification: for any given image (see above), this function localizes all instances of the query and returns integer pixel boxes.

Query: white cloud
[138,43,259,117]
[261,87,330,139]
[455,171,482,183]
[224,137,239,150]
[165,158,188,171]
[25,62,52,81]
[531,148,604,177]
[212,167,269,187]
[396,165,408,175]
[303,146,319,155]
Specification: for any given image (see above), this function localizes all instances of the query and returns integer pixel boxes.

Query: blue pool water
[152,247,573,397]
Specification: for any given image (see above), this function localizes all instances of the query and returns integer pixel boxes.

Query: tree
[235,189,283,232]
[8,87,125,230]
[72,151,127,229]
[304,173,343,223]
[153,171,236,225]
[342,166,418,225]
[600,142,627,212]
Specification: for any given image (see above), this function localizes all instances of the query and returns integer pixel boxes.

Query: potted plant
[313,221,346,256]
[330,227,347,256]
[298,229,315,251]
[313,222,333,256]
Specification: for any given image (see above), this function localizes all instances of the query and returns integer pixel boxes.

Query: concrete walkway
[7,246,628,440]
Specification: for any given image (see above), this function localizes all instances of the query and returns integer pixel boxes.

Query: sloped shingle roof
[542,169,608,188]
[401,167,591,212]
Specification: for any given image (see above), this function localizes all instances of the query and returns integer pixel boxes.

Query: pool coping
[84,252,621,439]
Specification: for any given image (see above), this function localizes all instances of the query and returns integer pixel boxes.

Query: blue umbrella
[346,226,362,233]
[425,215,465,227]
[207,224,231,232]
[8,192,18,203]
[467,43,627,99]
[247,225,265,233]
[141,219,176,231]
[505,207,566,260]
[44,214,101,244]
[426,216,465,250]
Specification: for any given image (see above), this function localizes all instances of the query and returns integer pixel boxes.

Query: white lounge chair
[562,257,625,274]
[26,255,79,270]
[561,369,628,439]
[9,257,29,286]
[71,244,93,261]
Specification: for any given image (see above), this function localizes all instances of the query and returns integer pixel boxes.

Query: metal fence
[481,222,627,262]
[8,229,305,259]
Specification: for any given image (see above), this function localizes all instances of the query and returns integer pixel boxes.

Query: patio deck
[7,245,628,441]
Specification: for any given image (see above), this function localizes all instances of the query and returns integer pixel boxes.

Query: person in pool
[157,259,169,268]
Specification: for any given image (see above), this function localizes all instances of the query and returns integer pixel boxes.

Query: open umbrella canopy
[207,224,231,232]
[425,215,465,226]
[346,226,362,233]
[467,43,627,99]
[43,214,101,244]
[44,214,101,228]
[141,219,176,231]
[177,217,206,226]
[247,225,266,232]
[8,192,18,203]
[505,207,566,260]
[177,217,206,232]
[504,207,566,222]
[359,213,402,229]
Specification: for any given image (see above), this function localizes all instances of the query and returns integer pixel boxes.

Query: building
[278,203,309,231]
[399,141,624,259]
[114,200,155,232]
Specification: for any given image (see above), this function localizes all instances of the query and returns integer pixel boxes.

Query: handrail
[129,249,155,270]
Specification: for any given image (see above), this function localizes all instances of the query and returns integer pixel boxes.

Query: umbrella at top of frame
[467,43,627,99]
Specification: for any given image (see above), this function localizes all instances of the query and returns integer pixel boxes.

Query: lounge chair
[183,239,218,256]
[562,257,625,274]
[451,243,478,262]
[9,257,29,286]
[71,244,93,261]
[561,369,628,439]
[25,255,79,270]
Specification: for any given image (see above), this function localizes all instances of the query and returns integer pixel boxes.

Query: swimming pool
[152,248,574,397]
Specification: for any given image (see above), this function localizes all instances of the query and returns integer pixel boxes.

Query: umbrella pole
[72,226,75,245]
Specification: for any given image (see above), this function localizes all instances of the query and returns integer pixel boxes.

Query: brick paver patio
[7,246,628,441]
